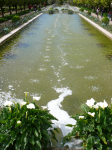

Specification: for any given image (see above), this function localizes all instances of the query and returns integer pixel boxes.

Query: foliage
[63,99,112,150]
[102,17,109,25]
[103,13,108,17]
[79,8,84,12]
[68,10,73,14]
[0,94,58,150]
[4,14,15,20]
[0,18,7,23]
[12,15,20,22]
[48,10,54,14]
[87,10,91,15]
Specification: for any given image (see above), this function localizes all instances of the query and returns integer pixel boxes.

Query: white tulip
[41,106,47,110]
[24,92,29,97]
[86,98,95,108]
[33,96,41,101]
[93,104,99,109]
[4,101,13,107]
[19,101,27,107]
[88,112,95,117]
[97,100,108,109]
[27,103,35,109]
[79,116,84,119]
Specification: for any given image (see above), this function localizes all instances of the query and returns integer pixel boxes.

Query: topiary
[79,8,84,12]
[4,14,14,20]
[12,15,20,22]
[48,10,54,14]
[103,13,108,17]
[68,10,73,14]
[0,18,7,23]
[102,17,109,25]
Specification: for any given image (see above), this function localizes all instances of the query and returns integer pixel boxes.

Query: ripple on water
[88,33,95,36]
[3,52,18,59]
[27,33,35,35]
[96,43,106,48]
[17,43,29,48]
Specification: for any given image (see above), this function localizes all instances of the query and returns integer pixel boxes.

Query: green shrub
[87,10,91,15]
[63,99,112,150]
[103,13,108,17]
[4,14,14,20]
[12,15,20,22]
[79,8,84,12]
[102,17,109,25]
[68,10,73,14]
[17,10,29,16]
[49,10,54,14]
[0,93,58,150]
[61,8,64,11]
[0,18,7,23]
[37,8,41,11]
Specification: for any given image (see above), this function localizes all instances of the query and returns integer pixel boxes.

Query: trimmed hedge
[0,18,7,23]
[79,8,84,12]
[12,15,20,22]
[102,17,109,25]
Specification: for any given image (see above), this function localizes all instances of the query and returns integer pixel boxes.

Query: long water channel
[0,9,112,146]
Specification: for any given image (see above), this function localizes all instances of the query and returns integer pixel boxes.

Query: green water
[0,13,112,115]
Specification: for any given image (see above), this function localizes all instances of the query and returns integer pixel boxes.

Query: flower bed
[64,98,112,150]
[0,92,58,150]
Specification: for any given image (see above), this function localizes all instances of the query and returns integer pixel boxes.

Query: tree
[0,0,5,17]
[101,0,111,11]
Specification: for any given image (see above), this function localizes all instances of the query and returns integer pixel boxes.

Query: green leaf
[30,137,35,145]
[35,140,41,149]
[100,136,107,145]
[66,124,74,127]
[81,104,89,114]
[54,127,59,133]
[15,139,20,150]
[97,125,102,135]
[34,130,38,138]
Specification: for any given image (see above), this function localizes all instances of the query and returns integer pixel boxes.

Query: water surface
[0,13,112,120]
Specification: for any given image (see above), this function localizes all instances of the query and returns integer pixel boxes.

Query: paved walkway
[74,6,112,25]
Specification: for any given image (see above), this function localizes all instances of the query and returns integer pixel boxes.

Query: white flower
[41,106,47,110]
[93,104,99,109]
[4,101,13,107]
[17,121,21,125]
[97,100,108,109]
[86,98,95,108]
[33,96,41,101]
[27,103,35,109]
[24,92,29,97]
[79,116,84,119]
[19,101,27,107]
[88,112,95,117]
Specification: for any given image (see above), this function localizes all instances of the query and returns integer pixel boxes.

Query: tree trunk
[15,5,17,14]
[24,3,25,10]
[109,4,110,12]
[9,6,12,15]
[1,7,4,17]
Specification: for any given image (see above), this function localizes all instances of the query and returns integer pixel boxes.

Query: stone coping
[0,13,43,45]
[79,13,112,40]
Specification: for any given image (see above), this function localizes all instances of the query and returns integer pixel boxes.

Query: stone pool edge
[0,13,43,45]
[79,13,112,40]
